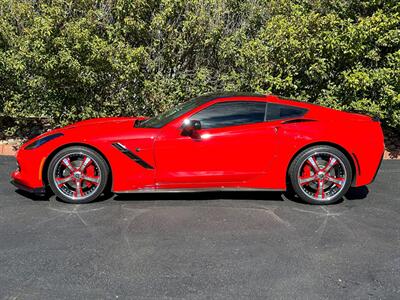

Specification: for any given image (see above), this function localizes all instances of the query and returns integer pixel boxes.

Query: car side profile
[11,93,384,204]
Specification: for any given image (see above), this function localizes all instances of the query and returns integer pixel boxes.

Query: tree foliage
[0,0,399,136]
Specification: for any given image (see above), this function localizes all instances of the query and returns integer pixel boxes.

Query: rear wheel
[289,145,352,205]
[47,146,109,204]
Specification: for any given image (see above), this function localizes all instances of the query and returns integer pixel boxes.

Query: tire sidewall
[289,146,352,205]
[47,146,109,204]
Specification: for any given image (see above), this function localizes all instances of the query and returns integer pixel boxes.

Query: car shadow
[345,186,369,200]
[114,191,285,202]
[114,187,369,204]
[15,189,49,201]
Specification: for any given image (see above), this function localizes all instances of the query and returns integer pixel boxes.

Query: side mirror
[182,119,202,136]
[191,120,202,130]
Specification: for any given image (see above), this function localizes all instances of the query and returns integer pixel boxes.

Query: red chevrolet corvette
[11,93,384,204]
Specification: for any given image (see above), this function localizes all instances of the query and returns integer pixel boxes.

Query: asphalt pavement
[0,156,399,299]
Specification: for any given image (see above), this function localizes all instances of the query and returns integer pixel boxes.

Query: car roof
[190,92,265,105]
[193,92,320,110]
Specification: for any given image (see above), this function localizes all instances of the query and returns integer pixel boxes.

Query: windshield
[136,96,211,128]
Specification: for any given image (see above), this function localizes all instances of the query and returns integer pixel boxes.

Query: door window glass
[190,101,266,129]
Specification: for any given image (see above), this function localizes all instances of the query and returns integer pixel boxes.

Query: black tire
[288,145,352,205]
[47,146,109,204]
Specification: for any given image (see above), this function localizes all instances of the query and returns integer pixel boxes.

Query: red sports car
[11,93,384,204]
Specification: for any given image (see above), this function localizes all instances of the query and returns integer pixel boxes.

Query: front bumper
[10,170,46,195]
[10,179,46,195]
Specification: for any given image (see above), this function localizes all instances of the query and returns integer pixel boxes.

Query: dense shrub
[0,0,399,136]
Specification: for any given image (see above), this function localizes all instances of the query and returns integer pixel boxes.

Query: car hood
[22,116,149,148]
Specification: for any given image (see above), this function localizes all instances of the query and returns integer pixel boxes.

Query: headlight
[25,133,64,150]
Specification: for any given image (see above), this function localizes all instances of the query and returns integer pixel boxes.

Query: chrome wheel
[52,152,102,201]
[297,152,347,202]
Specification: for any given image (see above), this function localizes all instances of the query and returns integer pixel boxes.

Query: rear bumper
[371,152,384,183]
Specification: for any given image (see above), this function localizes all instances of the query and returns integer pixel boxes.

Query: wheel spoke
[82,174,100,185]
[323,157,337,173]
[307,156,320,172]
[55,176,73,186]
[299,176,315,186]
[62,157,75,172]
[326,176,345,187]
[74,180,83,198]
[314,180,325,199]
[79,156,92,171]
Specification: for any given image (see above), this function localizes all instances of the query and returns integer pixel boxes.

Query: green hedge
[0,0,399,136]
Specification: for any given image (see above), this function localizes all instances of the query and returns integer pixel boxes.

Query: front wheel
[47,146,109,204]
[289,145,352,205]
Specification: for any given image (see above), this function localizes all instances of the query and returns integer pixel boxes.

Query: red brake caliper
[299,164,312,186]
[85,165,96,188]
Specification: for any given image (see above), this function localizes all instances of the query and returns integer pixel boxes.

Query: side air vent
[112,142,154,169]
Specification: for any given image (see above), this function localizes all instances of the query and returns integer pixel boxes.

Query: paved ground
[0,157,399,299]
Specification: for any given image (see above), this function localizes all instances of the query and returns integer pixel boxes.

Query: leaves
[0,0,399,137]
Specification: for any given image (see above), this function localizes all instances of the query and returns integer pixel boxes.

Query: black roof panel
[190,92,265,105]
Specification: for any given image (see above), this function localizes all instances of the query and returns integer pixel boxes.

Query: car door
[154,100,279,188]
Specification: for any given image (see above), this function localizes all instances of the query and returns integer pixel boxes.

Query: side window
[191,101,266,129]
[266,103,307,121]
